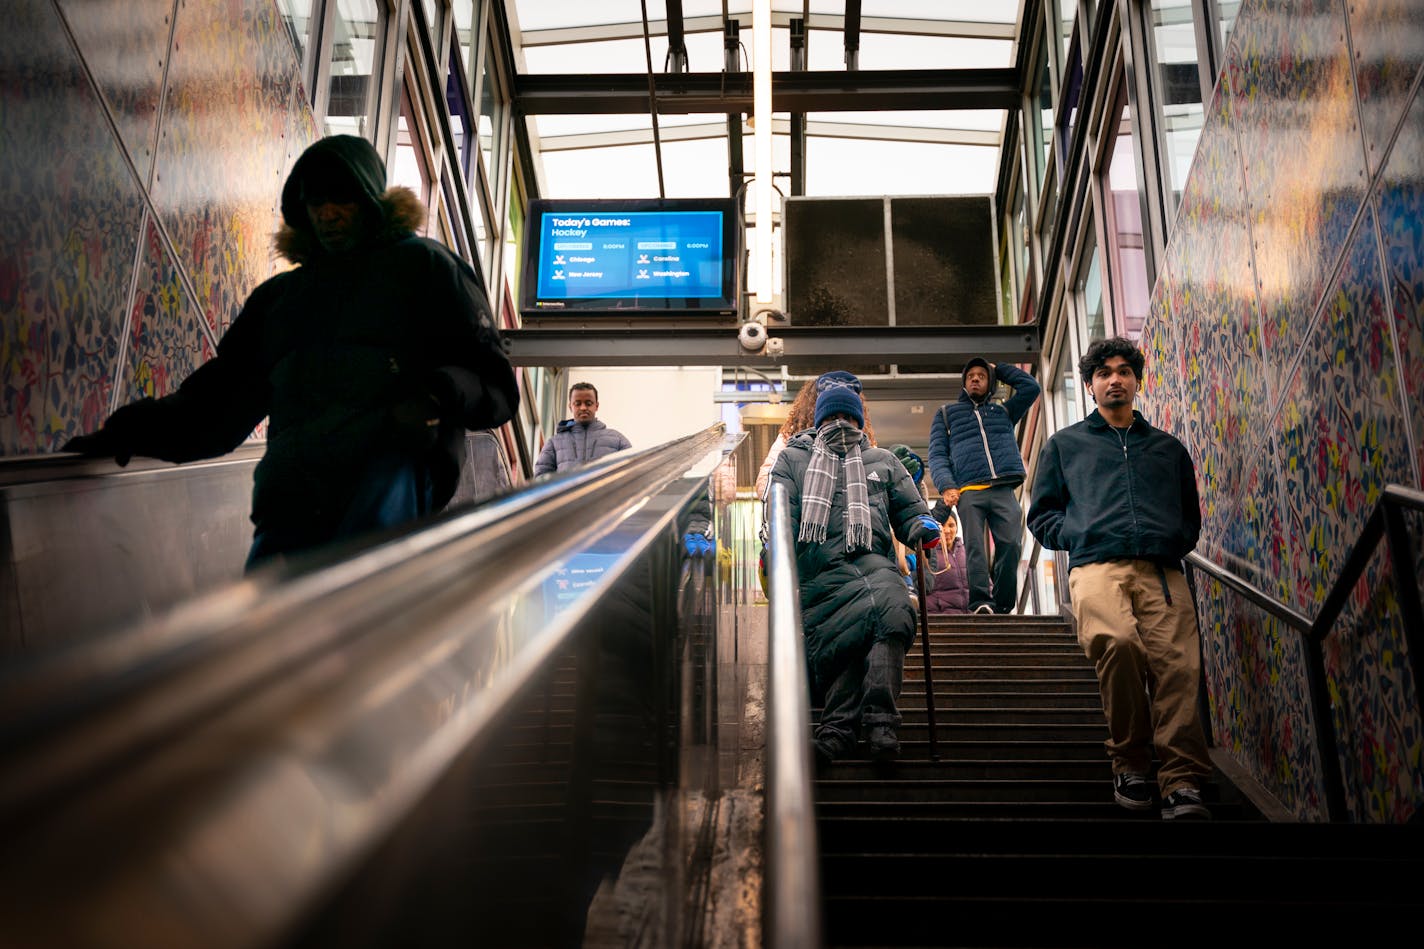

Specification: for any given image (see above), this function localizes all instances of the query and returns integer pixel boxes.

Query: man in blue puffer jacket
[534,382,632,475]
[927,357,1040,614]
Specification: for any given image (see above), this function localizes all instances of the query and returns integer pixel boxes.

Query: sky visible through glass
[512,0,1023,201]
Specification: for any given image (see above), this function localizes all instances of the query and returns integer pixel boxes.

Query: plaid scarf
[798,419,872,551]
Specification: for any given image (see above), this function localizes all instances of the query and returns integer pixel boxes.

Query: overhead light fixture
[753,0,773,305]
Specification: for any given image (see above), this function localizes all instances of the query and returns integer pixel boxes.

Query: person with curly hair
[755,371,876,498]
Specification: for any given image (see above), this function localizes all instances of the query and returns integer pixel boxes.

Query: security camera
[738,320,768,352]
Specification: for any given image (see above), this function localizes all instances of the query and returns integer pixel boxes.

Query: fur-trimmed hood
[275,186,426,263]
[274,134,426,264]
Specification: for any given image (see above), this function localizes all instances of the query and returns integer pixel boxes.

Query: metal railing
[762,483,823,949]
[1184,484,1424,822]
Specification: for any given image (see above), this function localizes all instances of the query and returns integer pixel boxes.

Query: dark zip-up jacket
[928,362,1040,490]
[769,430,935,689]
[1027,409,1201,570]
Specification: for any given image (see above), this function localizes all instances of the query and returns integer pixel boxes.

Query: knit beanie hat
[814,386,864,428]
[815,370,862,394]
[961,356,992,379]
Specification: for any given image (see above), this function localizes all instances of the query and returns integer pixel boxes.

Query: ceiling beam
[534,119,1001,152]
[501,324,1040,368]
[517,15,1016,47]
[514,68,1020,115]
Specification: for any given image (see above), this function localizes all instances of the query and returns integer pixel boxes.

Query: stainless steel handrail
[0,425,728,751]
[1185,483,1424,822]
[763,483,823,949]
[0,425,734,949]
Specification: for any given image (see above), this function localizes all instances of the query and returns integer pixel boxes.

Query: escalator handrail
[763,483,823,949]
[0,424,731,810]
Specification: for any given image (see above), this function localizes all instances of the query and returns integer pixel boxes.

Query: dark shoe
[972,603,995,615]
[866,725,900,762]
[1112,771,1154,811]
[1161,786,1211,820]
[813,741,837,767]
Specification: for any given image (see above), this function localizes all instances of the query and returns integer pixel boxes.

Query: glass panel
[1101,84,1151,340]
[275,0,315,74]
[1032,28,1053,192]
[998,227,1013,323]
[392,89,433,231]
[1218,0,1242,54]
[503,188,524,313]
[1055,326,1083,429]
[1014,188,1029,307]
[1077,229,1104,342]
[478,44,504,192]
[324,0,385,138]
[453,0,477,85]
[1148,0,1205,218]
[445,37,473,176]
[805,138,998,196]
[1055,38,1083,164]
[1058,0,1075,63]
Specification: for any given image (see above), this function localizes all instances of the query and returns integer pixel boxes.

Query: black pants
[957,484,1023,613]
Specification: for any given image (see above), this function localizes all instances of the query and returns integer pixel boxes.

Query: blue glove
[683,532,714,557]
[914,514,942,549]
[904,552,917,574]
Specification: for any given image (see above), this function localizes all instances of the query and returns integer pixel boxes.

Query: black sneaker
[973,603,995,615]
[1112,771,1154,811]
[1161,786,1211,820]
[866,725,900,762]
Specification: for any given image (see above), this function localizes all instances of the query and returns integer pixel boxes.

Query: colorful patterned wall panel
[56,0,174,180]
[1344,0,1424,175]
[1324,541,1424,821]
[1138,264,1181,431]
[117,213,213,407]
[1195,575,1326,820]
[1162,80,1268,525]
[150,0,302,339]
[0,0,148,456]
[1270,206,1414,618]
[1230,0,1370,400]
[1374,87,1424,488]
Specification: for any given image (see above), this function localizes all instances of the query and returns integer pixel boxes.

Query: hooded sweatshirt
[113,135,518,535]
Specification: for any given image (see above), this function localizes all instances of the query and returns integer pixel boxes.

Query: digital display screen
[520,198,740,316]
[536,211,723,300]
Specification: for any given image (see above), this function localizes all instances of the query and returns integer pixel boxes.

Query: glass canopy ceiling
[508,1,1025,200]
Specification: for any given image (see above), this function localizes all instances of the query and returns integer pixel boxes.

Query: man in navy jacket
[1027,336,1211,820]
[927,357,1040,614]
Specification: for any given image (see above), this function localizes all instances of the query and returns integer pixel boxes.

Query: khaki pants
[1068,560,1212,795]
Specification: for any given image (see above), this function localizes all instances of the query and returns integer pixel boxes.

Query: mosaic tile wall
[1138,0,1424,820]
[0,0,316,456]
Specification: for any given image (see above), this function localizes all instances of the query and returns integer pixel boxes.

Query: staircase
[814,615,1424,946]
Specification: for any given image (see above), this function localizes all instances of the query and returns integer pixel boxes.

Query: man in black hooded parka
[65,135,519,566]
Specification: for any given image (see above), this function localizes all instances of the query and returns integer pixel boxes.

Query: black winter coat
[110,137,518,535]
[1027,409,1201,570]
[769,431,935,690]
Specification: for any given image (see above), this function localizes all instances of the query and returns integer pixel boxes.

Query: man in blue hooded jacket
[927,357,1040,614]
[64,135,519,567]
